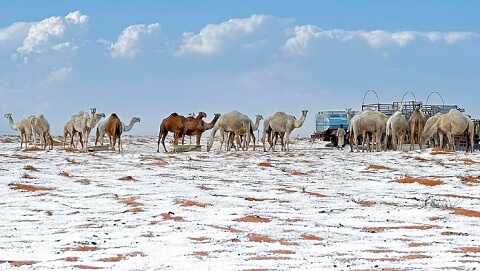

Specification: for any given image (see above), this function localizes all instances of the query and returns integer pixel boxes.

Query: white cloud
[110,23,160,58]
[51,42,77,51]
[178,14,273,55]
[46,66,72,83]
[65,10,89,25]
[0,22,31,43]
[14,11,88,56]
[284,25,479,54]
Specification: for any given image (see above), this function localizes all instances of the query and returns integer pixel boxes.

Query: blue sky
[1,1,479,136]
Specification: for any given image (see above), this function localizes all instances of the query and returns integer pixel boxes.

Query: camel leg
[284,132,289,152]
[157,128,162,153]
[235,135,241,151]
[448,133,455,151]
[79,133,84,151]
[392,132,397,151]
[161,132,168,153]
[261,131,267,152]
[196,134,201,147]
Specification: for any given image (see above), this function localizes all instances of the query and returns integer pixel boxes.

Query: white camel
[386,110,409,151]
[207,111,252,152]
[4,113,35,149]
[95,117,141,146]
[65,109,105,150]
[420,113,444,149]
[262,110,308,152]
[30,115,53,150]
[437,109,474,152]
[349,109,387,152]
[227,114,263,151]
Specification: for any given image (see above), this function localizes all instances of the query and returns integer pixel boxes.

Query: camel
[386,111,409,151]
[420,113,444,149]
[437,109,474,152]
[409,108,426,151]
[206,111,253,152]
[65,109,105,150]
[182,113,221,146]
[227,114,263,150]
[30,115,53,150]
[96,117,141,146]
[157,113,188,152]
[104,113,123,152]
[4,114,37,149]
[262,110,308,152]
[349,109,387,152]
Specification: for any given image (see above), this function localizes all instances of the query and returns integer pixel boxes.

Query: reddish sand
[9,183,54,192]
[235,215,271,223]
[176,199,208,208]
[396,176,443,186]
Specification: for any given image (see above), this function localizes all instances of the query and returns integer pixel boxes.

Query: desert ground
[0,135,479,270]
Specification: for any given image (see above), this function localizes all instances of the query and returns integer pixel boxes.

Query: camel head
[302,110,308,117]
[132,117,141,124]
[3,113,12,119]
[196,112,207,119]
[256,115,264,121]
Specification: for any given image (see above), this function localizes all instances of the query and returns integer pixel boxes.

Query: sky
[0,1,479,137]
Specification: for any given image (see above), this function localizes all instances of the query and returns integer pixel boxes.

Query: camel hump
[111,113,119,118]
[170,113,179,117]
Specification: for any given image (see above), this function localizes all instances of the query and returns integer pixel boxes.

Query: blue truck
[311,110,351,146]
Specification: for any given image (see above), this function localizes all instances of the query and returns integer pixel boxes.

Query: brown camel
[183,113,221,146]
[409,108,426,150]
[157,112,189,152]
[105,113,122,151]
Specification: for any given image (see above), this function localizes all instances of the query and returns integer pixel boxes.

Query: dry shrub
[397,176,443,186]
[118,176,136,181]
[59,171,71,177]
[459,175,480,185]
[257,162,273,167]
[23,165,39,171]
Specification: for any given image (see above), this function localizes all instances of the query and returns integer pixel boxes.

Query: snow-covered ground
[0,135,479,270]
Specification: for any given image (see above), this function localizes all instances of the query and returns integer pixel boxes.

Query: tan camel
[386,111,409,151]
[207,111,252,152]
[65,110,106,150]
[409,108,426,151]
[420,113,444,149]
[437,109,474,152]
[227,114,263,150]
[349,109,387,152]
[262,110,308,152]
[104,113,122,152]
[30,115,53,150]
